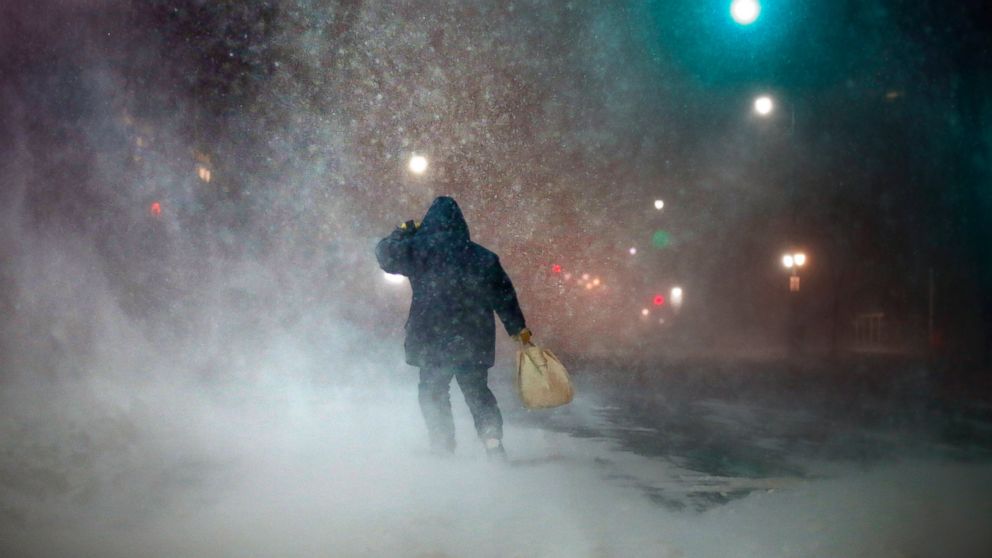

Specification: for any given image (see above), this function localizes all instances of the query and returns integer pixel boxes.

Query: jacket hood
[420,196,470,239]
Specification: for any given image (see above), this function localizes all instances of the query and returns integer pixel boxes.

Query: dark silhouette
[376,197,530,457]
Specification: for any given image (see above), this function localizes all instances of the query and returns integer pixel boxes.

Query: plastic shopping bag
[516,344,574,409]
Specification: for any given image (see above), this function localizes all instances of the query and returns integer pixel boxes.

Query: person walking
[376,196,531,458]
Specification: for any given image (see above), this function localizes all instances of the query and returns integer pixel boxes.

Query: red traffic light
[149,201,162,217]
[551,264,562,274]
[653,294,665,306]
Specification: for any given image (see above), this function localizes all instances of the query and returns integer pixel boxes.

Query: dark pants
[418,365,503,452]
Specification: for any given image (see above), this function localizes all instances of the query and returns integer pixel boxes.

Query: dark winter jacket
[375,197,527,368]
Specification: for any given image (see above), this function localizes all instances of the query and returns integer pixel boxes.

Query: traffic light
[653,294,665,306]
[731,0,761,25]
[551,264,562,274]
[652,230,672,249]
[149,201,162,217]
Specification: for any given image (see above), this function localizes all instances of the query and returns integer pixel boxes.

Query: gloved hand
[391,220,419,239]
[513,327,533,346]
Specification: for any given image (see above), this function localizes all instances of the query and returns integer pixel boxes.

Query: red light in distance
[653,294,665,306]
[149,201,162,217]
[551,264,562,274]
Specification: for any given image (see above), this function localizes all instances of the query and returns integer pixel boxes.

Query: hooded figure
[376,196,530,457]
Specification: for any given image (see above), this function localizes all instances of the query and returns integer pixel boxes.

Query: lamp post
[782,252,807,356]
[782,252,807,291]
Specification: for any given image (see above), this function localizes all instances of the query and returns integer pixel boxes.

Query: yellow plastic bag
[516,345,574,409]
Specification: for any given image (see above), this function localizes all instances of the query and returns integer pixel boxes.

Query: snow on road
[3,373,991,558]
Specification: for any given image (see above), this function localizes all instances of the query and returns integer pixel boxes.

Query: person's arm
[375,222,417,275]
[491,257,527,338]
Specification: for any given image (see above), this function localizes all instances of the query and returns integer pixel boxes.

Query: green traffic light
[652,230,672,249]
[731,0,761,25]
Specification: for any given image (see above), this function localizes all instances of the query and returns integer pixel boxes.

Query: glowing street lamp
[629,247,637,255]
[754,95,774,116]
[753,94,796,134]
[782,252,806,270]
[781,251,807,292]
[653,199,665,210]
[670,286,684,309]
[731,0,761,25]
[408,154,428,174]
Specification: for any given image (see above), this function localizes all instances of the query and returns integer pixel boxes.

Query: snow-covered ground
[2,368,990,558]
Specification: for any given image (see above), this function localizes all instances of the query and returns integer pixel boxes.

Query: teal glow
[651,230,672,249]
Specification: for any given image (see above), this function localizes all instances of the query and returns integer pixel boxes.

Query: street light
[670,286,684,309]
[654,199,665,210]
[782,252,806,270]
[753,94,796,134]
[731,0,761,25]
[754,95,774,116]
[408,154,428,174]
[781,251,807,292]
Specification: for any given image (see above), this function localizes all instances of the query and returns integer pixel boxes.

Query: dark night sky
[2,0,991,357]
